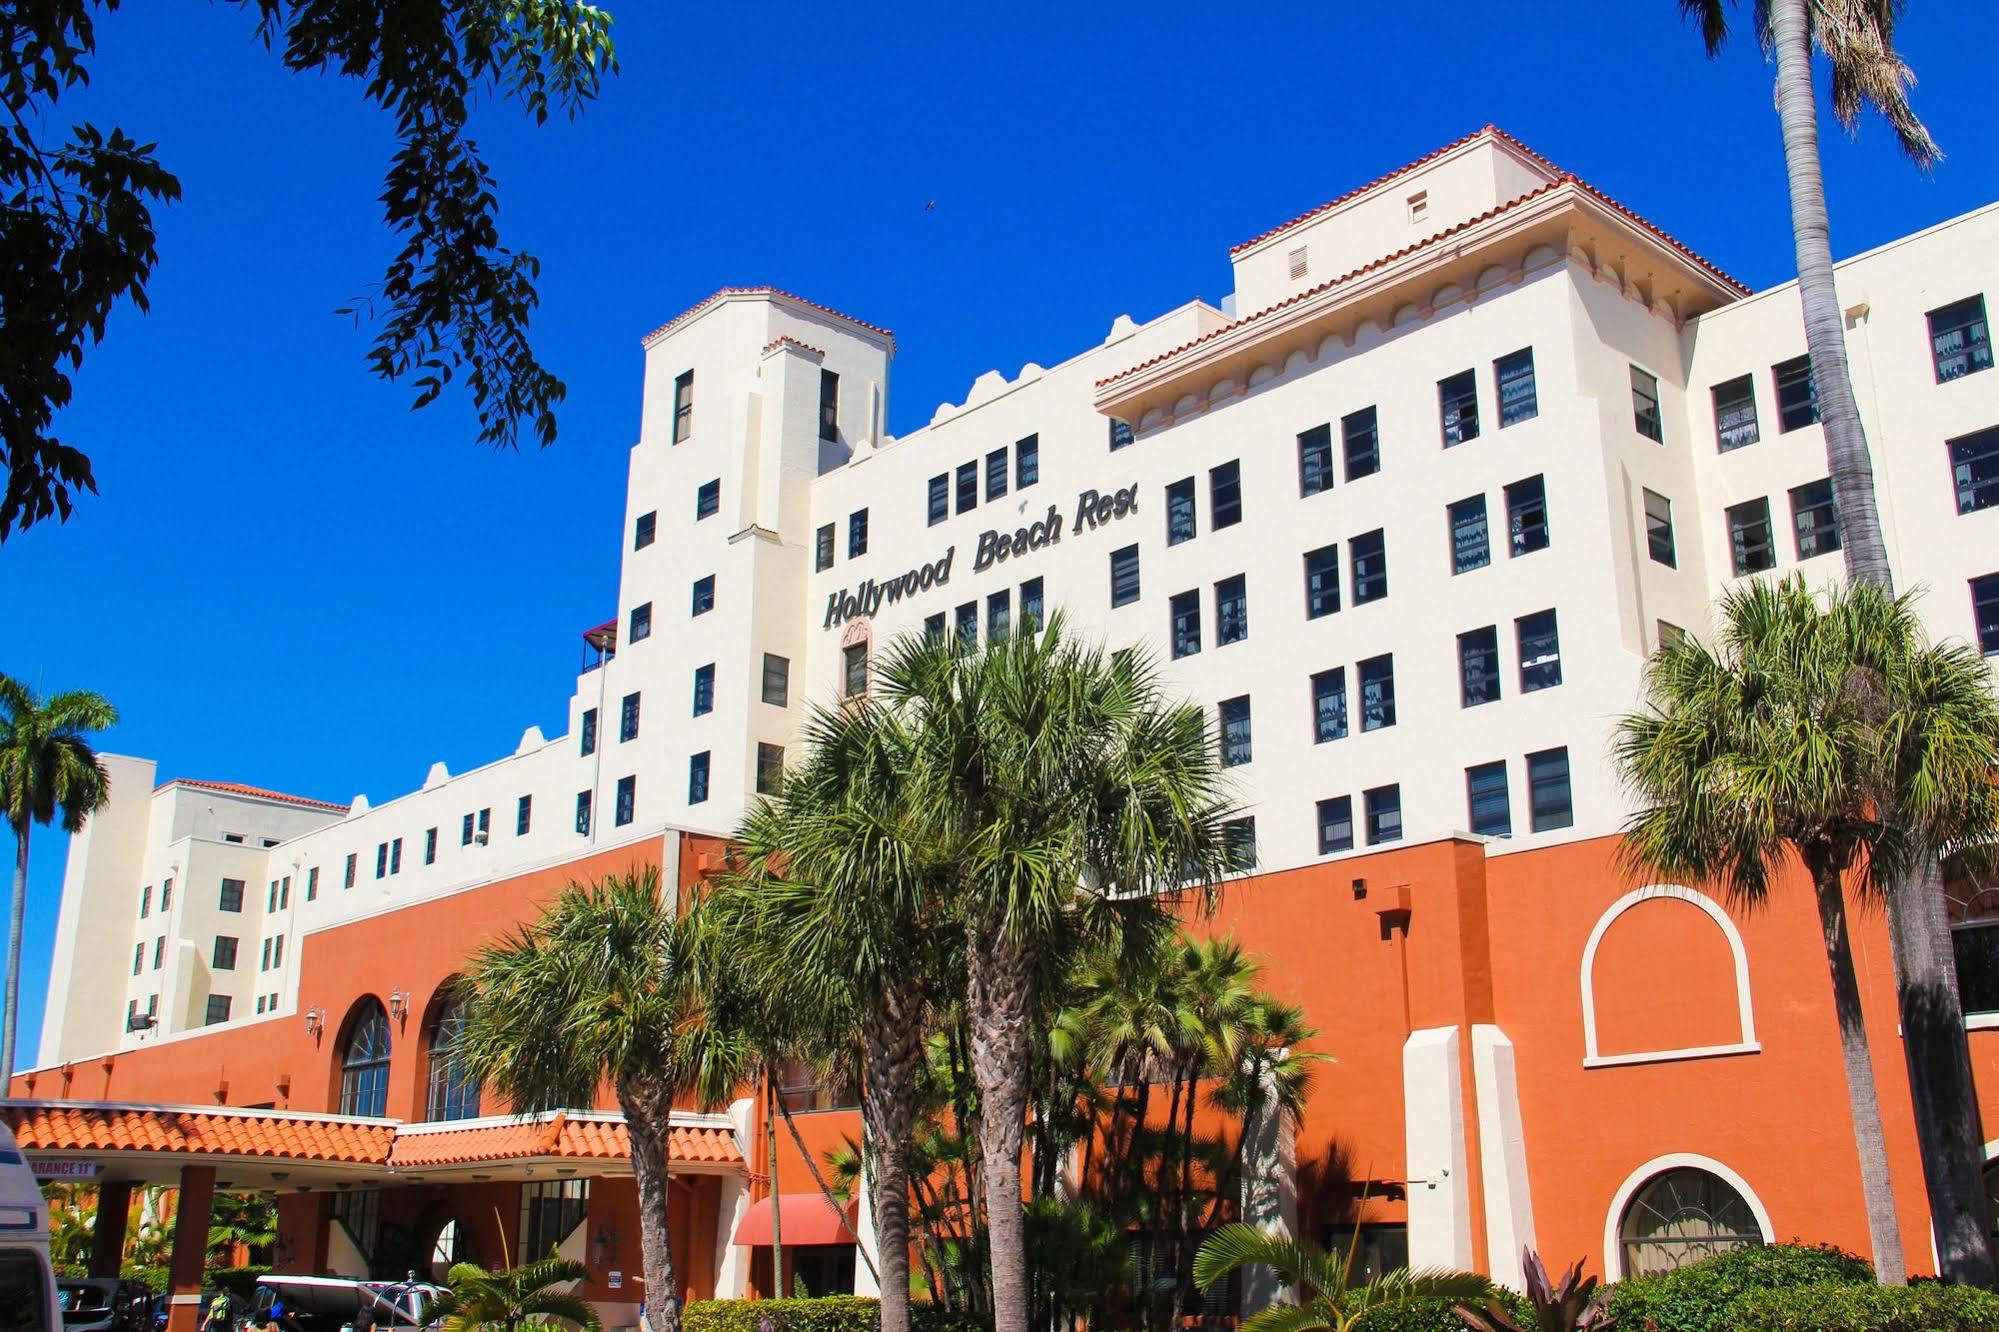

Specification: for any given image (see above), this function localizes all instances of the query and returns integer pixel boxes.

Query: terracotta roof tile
[1,1103,392,1164]
[158,780,349,815]
[641,287,893,349]
[387,1114,741,1169]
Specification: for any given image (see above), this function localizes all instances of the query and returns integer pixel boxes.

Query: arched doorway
[1617,1164,1765,1277]
[337,998,393,1117]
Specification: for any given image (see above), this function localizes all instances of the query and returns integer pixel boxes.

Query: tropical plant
[428,1253,602,1332]
[45,1184,93,1267]
[1194,1223,1491,1332]
[0,672,117,1079]
[207,1193,277,1262]
[457,867,739,1332]
[1673,0,1993,1286]
[1452,1251,1609,1332]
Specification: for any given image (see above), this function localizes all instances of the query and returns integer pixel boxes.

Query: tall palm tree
[1194,1223,1490,1332]
[456,868,736,1332]
[1673,0,1992,1285]
[878,613,1235,1332]
[428,1254,603,1332]
[0,672,116,1081]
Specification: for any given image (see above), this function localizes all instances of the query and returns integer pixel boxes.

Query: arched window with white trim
[1617,1166,1763,1277]
[338,998,392,1117]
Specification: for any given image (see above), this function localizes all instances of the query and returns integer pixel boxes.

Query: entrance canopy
[732,1192,860,1247]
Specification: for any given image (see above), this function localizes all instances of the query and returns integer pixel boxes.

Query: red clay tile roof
[761,335,827,358]
[641,287,893,349]
[388,1114,741,1169]
[1,1103,393,1164]
[158,780,349,815]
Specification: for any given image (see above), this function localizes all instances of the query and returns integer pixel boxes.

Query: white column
[1402,1026,1474,1271]
[1471,1025,1537,1290]
[713,1098,757,1299]
[1238,1063,1299,1315]
[851,1148,881,1297]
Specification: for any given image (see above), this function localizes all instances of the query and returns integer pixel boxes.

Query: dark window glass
[762,654,790,706]
[1219,696,1253,768]
[928,475,949,526]
[1170,590,1202,659]
[1216,574,1248,644]
[306,868,317,900]
[339,1000,392,1114]
[1350,529,1387,604]
[1343,406,1380,478]
[375,842,388,878]
[849,508,869,558]
[575,790,592,835]
[1773,356,1819,432]
[1726,498,1777,575]
[1517,609,1563,692]
[1210,460,1243,529]
[1644,490,1677,566]
[425,993,482,1122]
[1312,668,1347,743]
[628,601,652,644]
[615,775,635,826]
[1467,762,1512,836]
[132,943,142,976]
[696,479,720,520]
[985,448,1009,502]
[925,611,947,641]
[1439,370,1479,446]
[987,589,1011,641]
[756,743,785,796]
[1789,479,1842,560]
[620,691,641,742]
[1109,418,1134,451]
[1450,496,1490,574]
[1630,366,1664,442]
[1506,475,1550,556]
[673,369,694,443]
[1950,426,1999,515]
[955,601,978,647]
[580,708,598,755]
[1017,434,1040,488]
[692,663,715,716]
[345,854,357,887]
[819,368,840,441]
[219,879,244,912]
[843,643,869,697]
[1496,348,1537,427]
[1304,544,1341,618]
[815,523,835,571]
[1929,296,1992,383]
[1020,578,1044,632]
[1166,477,1197,545]
[516,795,532,836]
[635,511,657,548]
[1359,654,1395,731]
[1970,574,1999,655]
[1364,785,1403,845]
[691,574,716,615]
[1110,544,1141,607]
[1459,627,1500,707]
[688,752,711,804]
[956,461,979,514]
[1712,375,1761,451]
[206,995,232,1025]
[1298,424,1335,496]
[1222,817,1257,871]
[1527,747,1574,831]
[212,936,237,970]
[425,828,437,865]
[1317,796,1354,855]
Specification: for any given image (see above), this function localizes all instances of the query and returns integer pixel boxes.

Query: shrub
[1606,1245,1873,1332]
[683,1297,991,1332]
[1349,1291,1532,1332]
[1725,1281,1999,1331]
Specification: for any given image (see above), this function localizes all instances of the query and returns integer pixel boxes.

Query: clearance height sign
[823,484,1139,629]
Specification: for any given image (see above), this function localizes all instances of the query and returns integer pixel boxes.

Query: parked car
[248,1276,445,1332]
[55,1279,152,1332]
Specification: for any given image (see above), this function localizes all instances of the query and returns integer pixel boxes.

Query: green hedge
[1349,1291,1531,1332]
[1724,1281,1999,1331]
[683,1297,990,1332]
[1608,1244,1874,1332]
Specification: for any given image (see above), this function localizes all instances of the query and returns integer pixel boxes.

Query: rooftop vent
[1287,247,1309,281]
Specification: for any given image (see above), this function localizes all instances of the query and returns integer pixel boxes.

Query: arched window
[1618,1166,1763,1277]
[428,1218,463,1282]
[425,993,481,1122]
[338,999,392,1117]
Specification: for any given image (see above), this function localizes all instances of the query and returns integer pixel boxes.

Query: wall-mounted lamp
[389,989,410,1024]
[304,1006,326,1040]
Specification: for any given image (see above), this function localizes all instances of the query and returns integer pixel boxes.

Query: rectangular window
[1495,348,1537,427]
[1364,785,1403,845]
[1016,434,1039,488]
[1343,406,1381,479]
[1773,355,1818,432]
[1659,620,1687,651]
[1712,375,1761,451]
[696,479,720,520]
[1110,544,1141,608]
[1359,654,1396,731]
[956,461,978,514]
[762,654,790,707]
[1506,475,1549,556]
[580,708,598,756]
[1439,370,1479,447]
[1467,762,1512,837]
[1304,544,1341,619]
[1516,609,1563,692]
[1166,477,1197,545]
[575,789,593,835]
[819,368,840,441]
[267,880,278,912]
[927,475,949,526]
[1970,573,1999,655]
[212,936,238,970]
[516,795,532,836]
[688,753,711,805]
[424,828,437,866]
[756,742,785,795]
[1350,529,1387,604]
[205,995,232,1026]
[635,511,657,549]
[1630,366,1664,442]
[344,854,356,888]
[1222,817,1257,872]
[1790,478,1842,560]
[1644,489,1677,566]
[1020,577,1044,632]
[1210,460,1243,529]
[153,936,163,969]
[161,878,171,910]
[1449,495,1490,574]
[1527,747,1574,831]
[389,838,402,875]
[691,574,716,615]
[628,601,652,644]
[815,523,835,571]
[985,448,1009,502]
[219,879,244,912]
[1312,668,1347,743]
[925,611,947,641]
[1459,626,1500,707]
[1215,574,1249,645]
[1929,295,1992,382]
[1950,426,1999,515]
[478,808,490,841]
[1218,696,1253,768]
[1726,498,1777,575]
[1109,418,1134,451]
[615,775,636,827]
[987,589,1011,641]
[955,601,978,647]
[140,886,151,919]
[1298,424,1335,497]
[1169,590,1202,659]
[306,867,318,901]
[1316,796,1355,855]
[848,507,869,558]
[672,369,694,443]
[620,692,641,742]
[843,643,869,697]
[376,843,387,878]
[132,943,142,977]
[273,935,283,967]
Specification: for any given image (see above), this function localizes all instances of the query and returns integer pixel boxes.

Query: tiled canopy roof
[158,780,350,815]
[389,1113,741,1169]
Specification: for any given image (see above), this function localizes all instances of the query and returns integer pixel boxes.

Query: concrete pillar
[165,1166,216,1332]
[1471,1026,1538,1291]
[89,1181,133,1278]
[1403,1027,1474,1271]
[713,1098,755,1299]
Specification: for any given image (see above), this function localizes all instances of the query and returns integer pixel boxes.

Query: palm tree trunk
[1810,863,1907,1284]
[860,998,921,1332]
[620,1081,682,1332]
[966,928,1033,1332]
[2,817,31,1084]
[766,1076,785,1297]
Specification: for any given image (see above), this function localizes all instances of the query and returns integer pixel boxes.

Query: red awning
[732,1193,859,1247]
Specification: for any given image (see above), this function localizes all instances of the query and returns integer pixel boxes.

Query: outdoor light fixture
[304,1005,325,1038]
[389,989,410,1023]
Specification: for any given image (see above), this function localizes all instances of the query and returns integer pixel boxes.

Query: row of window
[1723,480,1842,576]
[927,435,1041,526]
[136,878,173,919]
[1448,476,1551,573]
[815,509,871,570]
[915,578,1048,659]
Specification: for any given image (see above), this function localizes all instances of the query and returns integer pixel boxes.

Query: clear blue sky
[6,1,1996,1058]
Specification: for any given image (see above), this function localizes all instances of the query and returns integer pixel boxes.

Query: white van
[0,1121,60,1332]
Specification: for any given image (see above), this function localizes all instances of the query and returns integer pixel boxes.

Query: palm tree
[456,868,735,1332]
[0,673,117,1082]
[1194,1223,1491,1332]
[207,1192,277,1262]
[428,1254,603,1332]
[1672,0,1992,1285]
[877,613,1235,1332]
